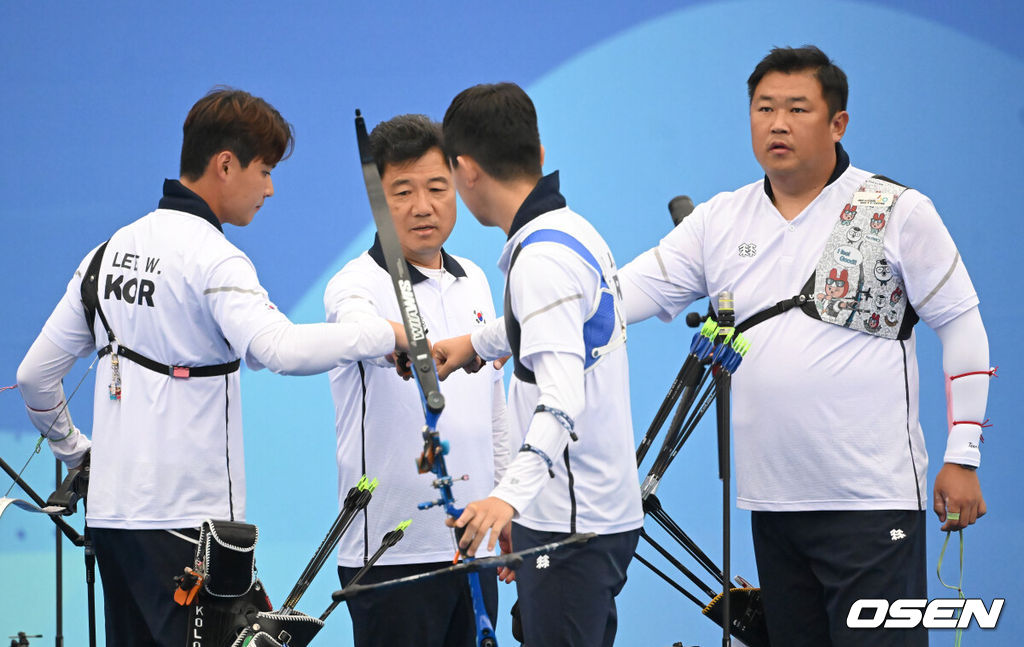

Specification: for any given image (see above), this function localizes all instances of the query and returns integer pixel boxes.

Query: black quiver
[180,520,272,646]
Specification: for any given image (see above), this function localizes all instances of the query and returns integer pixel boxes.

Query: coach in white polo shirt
[324,114,511,647]
[621,46,992,646]
[15,88,407,646]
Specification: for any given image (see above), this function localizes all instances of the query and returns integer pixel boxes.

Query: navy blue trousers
[511,524,639,647]
[339,561,499,647]
[751,510,928,647]
[90,527,196,646]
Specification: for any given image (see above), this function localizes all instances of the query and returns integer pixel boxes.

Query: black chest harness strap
[735,293,812,334]
[733,274,917,339]
[80,241,240,381]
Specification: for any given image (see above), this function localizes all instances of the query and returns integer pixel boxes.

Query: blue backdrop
[2,1,1022,645]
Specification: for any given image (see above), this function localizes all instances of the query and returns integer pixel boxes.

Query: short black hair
[180,87,294,181]
[368,114,443,176]
[442,82,542,181]
[747,45,848,117]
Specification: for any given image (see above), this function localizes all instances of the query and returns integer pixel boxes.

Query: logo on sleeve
[473,309,486,325]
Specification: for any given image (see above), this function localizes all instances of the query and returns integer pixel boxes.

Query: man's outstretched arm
[932,305,990,531]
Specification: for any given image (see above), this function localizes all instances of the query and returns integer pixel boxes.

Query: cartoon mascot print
[817,267,856,318]
[839,203,857,226]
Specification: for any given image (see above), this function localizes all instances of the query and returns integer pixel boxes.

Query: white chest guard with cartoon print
[801,175,918,340]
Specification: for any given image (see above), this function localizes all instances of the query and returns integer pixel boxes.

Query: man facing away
[433,82,644,647]
[324,113,512,647]
[620,46,991,646]
[16,88,408,645]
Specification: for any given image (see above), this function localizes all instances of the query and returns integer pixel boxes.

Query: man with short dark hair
[434,82,644,647]
[621,46,991,646]
[16,87,408,645]
[324,113,511,647]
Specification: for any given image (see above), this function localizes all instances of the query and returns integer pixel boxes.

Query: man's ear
[539,144,545,169]
[831,111,849,142]
[455,154,481,186]
[212,151,234,179]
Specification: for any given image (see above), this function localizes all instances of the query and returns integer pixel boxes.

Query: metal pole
[714,291,734,647]
[85,524,96,647]
[717,371,731,647]
[55,459,63,647]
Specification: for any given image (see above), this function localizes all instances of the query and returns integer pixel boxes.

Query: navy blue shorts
[511,524,639,647]
[751,510,928,647]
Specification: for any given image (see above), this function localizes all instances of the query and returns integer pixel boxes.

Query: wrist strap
[519,444,555,478]
[534,405,578,441]
[48,427,76,442]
